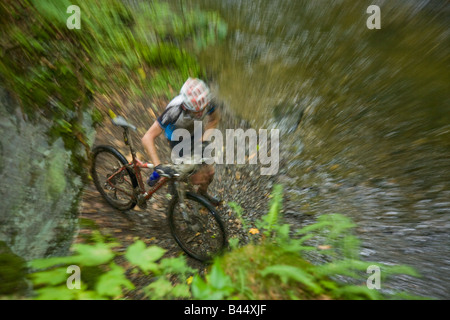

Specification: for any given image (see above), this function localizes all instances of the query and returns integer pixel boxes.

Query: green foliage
[95,263,134,298]
[30,242,115,270]
[228,201,249,231]
[260,265,323,295]
[214,184,425,300]
[262,184,283,234]
[28,232,194,300]
[125,240,166,273]
[27,186,424,300]
[191,260,236,300]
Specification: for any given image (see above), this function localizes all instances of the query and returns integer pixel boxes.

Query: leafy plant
[216,184,424,300]
[228,201,249,232]
[191,260,236,300]
[259,184,284,236]
[29,234,194,300]
[27,186,424,300]
[259,265,323,295]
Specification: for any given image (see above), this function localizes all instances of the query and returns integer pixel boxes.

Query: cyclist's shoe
[199,191,222,207]
[147,174,160,187]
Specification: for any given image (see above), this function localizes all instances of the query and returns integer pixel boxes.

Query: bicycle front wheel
[168,191,227,262]
[91,145,138,211]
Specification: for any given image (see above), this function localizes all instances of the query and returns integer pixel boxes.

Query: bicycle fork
[174,181,202,233]
[174,181,187,211]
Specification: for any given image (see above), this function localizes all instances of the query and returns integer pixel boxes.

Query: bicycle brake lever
[156,170,167,177]
[156,169,179,178]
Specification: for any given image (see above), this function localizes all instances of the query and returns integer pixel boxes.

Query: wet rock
[0,87,91,261]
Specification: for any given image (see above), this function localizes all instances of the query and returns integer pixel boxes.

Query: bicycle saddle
[111,115,137,131]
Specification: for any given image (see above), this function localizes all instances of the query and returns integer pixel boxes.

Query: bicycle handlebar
[109,111,213,181]
[158,158,213,180]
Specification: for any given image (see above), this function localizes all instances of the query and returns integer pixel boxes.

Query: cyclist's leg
[190,164,213,190]
[190,164,221,205]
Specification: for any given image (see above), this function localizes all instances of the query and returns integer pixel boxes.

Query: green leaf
[207,260,232,290]
[125,241,166,272]
[276,223,291,241]
[191,262,235,300]
[191,275,209,300]
[30,267,69,286]
[34,285,79,300]
[262,184,283,235]
[333,285,383,300]
[228,237,240,250]
[145,277,174,300]
[260,265,323,295]
[72,243,115,266]
[382,265,421,279]
[280,240,316,253]
[315,259,371,279]
[159,256,194,275]
[96,263,135,298]
[171,283,191,298]
[228,202,248,231]
[29,256,81,269]
[296,220,332,235]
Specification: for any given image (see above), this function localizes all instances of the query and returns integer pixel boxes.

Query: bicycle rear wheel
[91,145,138,211]
[168,190,227,262]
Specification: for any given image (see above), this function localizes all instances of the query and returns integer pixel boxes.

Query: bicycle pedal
[138,202,147,210]
[137,194,147,209]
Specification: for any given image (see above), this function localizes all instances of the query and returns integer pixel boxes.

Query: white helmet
[180,78,211,112]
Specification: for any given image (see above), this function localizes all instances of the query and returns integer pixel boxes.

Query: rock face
[0,85,94,261]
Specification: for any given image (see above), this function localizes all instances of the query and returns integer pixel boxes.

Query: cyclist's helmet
[180,78,211,112]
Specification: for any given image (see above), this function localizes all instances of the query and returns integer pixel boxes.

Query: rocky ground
[75,95,281,298]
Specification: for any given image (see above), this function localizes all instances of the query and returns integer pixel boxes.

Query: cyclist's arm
[142,121,163,167]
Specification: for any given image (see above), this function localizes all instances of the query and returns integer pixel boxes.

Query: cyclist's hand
[155,164,179,178]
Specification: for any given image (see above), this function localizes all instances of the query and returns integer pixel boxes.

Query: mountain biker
[141,78,221,206]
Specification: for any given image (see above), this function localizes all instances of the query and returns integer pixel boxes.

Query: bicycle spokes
[170,195,225,261]
[92,148,136,209]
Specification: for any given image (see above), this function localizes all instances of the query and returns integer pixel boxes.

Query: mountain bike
[90,114,226,262]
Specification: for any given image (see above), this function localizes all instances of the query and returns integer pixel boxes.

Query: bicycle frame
[106,126,169,203]
[106,119,205,208]
[93,116,226,261]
